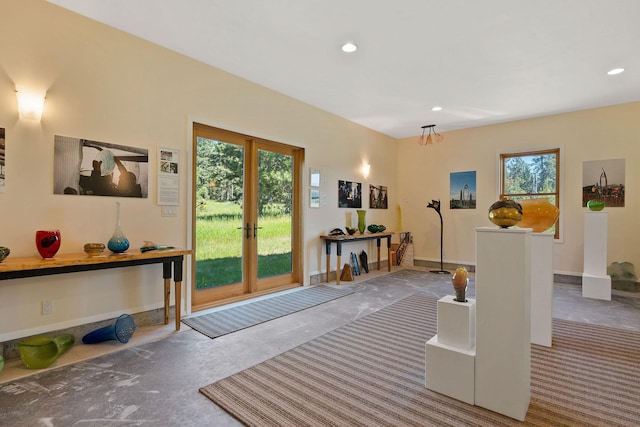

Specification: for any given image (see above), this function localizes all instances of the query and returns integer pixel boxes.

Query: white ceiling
[48,0,640,139]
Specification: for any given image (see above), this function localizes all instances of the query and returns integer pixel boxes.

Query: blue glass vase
[82,314,136,344]
[108,202,130,253]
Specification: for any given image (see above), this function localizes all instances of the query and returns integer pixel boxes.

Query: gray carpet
[183,286,354,339]
[201,294,640,426]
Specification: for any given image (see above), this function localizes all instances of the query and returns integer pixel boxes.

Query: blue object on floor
[82,314,137,344]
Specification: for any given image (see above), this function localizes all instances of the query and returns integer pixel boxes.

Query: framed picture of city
[450,171,476,209]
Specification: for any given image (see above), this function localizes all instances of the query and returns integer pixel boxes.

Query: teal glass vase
[108,202,130,253]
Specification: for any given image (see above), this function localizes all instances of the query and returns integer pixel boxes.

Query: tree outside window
[500,148,560,239]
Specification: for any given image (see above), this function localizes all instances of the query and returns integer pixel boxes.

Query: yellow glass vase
[517,198,559,232]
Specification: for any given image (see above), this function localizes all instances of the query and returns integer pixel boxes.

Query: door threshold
[192,283,302,312]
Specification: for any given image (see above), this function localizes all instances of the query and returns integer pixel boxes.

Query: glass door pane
[256,148,293,279]
[194,137,245,293]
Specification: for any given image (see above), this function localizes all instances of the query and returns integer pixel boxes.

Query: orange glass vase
[517,198,559,232]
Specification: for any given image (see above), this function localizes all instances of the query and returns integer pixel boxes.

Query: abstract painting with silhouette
[53,135,149,198]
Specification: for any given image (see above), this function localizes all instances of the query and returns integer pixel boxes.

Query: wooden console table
[320,231,393,284]
[0,249,191,331]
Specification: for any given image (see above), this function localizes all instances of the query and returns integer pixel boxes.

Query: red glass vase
[36,230,61,259]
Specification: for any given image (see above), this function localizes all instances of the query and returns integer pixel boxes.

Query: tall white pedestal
[474,227,531,421]
[582,212,611,300]
[531,233,553,347]
[425,296,476,405]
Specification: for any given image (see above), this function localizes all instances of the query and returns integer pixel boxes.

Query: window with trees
[500,148,560,239]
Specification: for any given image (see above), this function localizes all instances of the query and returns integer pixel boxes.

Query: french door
[191,124,303,310]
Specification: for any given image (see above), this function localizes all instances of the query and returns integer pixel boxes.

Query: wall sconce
[417,124,444,146]
[16,89,46,121]
[361,162,371,179]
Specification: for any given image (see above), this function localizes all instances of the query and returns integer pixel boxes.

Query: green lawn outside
[195,201,292,289]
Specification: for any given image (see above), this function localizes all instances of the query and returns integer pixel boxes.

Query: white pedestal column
[530,233,554,347]
[436,296,476,349]
[582,212,611,300]
[474,227,531,421]
[425,296,476,405]
[425,336,476,405]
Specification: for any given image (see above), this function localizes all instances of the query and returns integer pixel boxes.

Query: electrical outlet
[42,300,53,316]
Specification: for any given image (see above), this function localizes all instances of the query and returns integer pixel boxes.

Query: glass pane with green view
[504,152,558,234]
[195,137,244,289]
[257,149,293,278]
[504,153,556,195]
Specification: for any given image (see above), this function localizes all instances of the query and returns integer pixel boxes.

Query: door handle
[237,223,251,239]
[253,223,263,238]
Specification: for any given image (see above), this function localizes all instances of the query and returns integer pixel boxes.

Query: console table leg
[164,279,170,324]
[174,281,182,331]
[325,241,331,283]
[336,242,342,285]
[377,238,382,270]
[162,262,172,325]
[387,236,392,272]
[173,259,184,331]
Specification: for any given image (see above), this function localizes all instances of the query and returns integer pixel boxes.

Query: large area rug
[200,294,640,426]
[183,286,353,339]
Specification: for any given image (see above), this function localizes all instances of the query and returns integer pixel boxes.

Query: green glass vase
[357,210,366,234]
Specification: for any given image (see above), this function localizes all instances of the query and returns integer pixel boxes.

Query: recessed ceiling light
[432,106,442,112]
[607,68,625,75]
[341,42,358,53]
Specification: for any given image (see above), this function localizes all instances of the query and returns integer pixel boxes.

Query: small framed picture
[338,180,362,208]
[369,184,387,209]
[310,189,320,208]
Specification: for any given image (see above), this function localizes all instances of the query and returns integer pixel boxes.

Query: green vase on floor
[357,210,366,234]
[17,334,75,369]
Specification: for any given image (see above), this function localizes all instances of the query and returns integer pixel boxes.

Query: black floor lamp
[427,199,450,274]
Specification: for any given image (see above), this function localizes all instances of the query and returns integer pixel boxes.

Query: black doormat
[182,286,354,339]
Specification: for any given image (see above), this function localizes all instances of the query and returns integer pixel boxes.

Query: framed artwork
[53,135,149,198]
[310,189,320,208]
[450,171,476,209]
[338,180,362,208]
[158,147,180,205]
[369,184,388,209]
[582,159,625,207]
[310,168,320,187]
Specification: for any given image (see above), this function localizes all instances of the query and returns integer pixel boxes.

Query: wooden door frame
[190,123,303,312]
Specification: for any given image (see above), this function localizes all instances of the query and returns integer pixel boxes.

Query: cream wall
[0,0,397,341]
[2,0,636,343]
[398,102,640,276]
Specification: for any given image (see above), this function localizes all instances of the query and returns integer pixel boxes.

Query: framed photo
[582,159,625,207]
[450,171,476,209]
[338,180,362,208]
[158,147,180,205]
[310,189,320,208]
[54,135,148,198]
[310,168,320,187]
[369,184,388,209]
